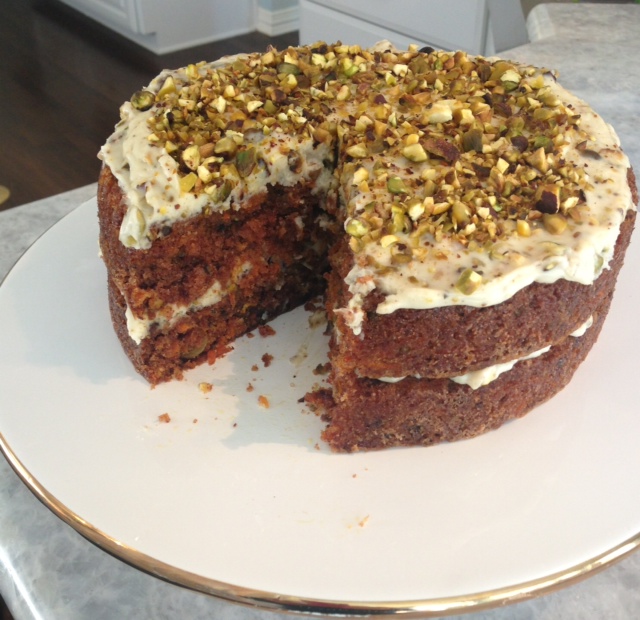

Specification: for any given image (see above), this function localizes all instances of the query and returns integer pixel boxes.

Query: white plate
[1,198,640,616]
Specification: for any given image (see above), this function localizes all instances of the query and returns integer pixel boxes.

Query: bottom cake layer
[306,295,612,452]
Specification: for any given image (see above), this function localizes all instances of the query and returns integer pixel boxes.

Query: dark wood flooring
[0,598,11,620]
[0,0,298,211]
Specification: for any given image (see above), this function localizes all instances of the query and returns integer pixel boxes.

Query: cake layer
[107,257,321,384]
[98,166,334,320]
[327,204,636,380]
[307,294,613,452]
[100,165,334,383]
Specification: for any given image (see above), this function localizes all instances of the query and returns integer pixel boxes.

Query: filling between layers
[375,315,594,389]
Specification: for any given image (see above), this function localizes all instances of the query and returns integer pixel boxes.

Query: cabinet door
[300,0,488,54]
[58,0,140,33]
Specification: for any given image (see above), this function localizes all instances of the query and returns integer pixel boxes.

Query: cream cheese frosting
[100,64,335,251]
[339,79,634,335]
[99,43,635,344]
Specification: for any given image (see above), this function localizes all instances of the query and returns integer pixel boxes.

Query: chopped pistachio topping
[102,38,634,329]
[134,43,595,259]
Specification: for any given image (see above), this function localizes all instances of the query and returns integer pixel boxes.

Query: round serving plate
[1,199,639,616]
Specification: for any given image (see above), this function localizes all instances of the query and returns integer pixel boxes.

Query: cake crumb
[158,413,171,423]
[313,362,331,376]
[290,343,308,366]
[258,324,276,337]
[304,296,324,313]
[251,364,259,372]
[308,309,327,329]
[358,515,370,528]
[198,382,213,394]
[258,395,270,408]
[206,343,232,365]
[262,353,274,367]
[246,332,255,339]
[246,382,255,392]
[193,418,198,424]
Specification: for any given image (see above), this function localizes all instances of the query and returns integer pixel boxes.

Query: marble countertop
[1,4,639,619]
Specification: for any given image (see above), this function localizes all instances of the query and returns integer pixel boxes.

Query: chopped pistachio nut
[352,167,369,184]
[131,90,155,111]
[543,213,568,235]
[181,145,201,171]
[516,219,532,237]
[137,42,591,262]
[346,143,368,158]
[346,218,370,237]
[402,143,428,162]
[179,172,197,193]
[387,176,408,194]
[380,234,399,247]
[156,76,177,99]
[456,268,483,295]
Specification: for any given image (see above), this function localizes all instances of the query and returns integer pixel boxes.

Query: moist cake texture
[98,42,636,451]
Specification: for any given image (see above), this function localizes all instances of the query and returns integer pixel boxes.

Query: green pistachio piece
[462,128,483,153]
[156,76,177,99]
[455,268,483,295]
[236,146,257,177]
[214,180,233,203]
[387,176,409,195]
[346,218,370,237]
[277,62,300,75]
[130,90,155,111]
[214,136,238,156]
[533,135,554,153]
[402,143,428,162]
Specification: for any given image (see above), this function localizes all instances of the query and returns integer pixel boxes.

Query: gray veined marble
[507,3,640,173]
[2,4,640,619]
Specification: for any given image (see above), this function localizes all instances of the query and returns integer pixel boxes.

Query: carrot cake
[97,42,636,451]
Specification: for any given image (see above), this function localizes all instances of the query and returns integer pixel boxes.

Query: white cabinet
[57,0,256,54]
[65,0,140,33]
[300,0,528,56]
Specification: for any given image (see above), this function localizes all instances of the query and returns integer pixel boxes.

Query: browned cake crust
[99,165,334,383]
[327,205,636,381]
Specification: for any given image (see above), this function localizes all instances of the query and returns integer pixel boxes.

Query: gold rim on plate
[2,429,639,618]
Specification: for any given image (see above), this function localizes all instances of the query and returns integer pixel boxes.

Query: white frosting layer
[341,81,634,335]
[100,46,635,347]
[377,314,594,389]
[125,262,252,344]
[450,345,551,389]
[99,64,334,251]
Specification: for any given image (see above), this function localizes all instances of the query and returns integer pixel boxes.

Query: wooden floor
[0,0,298,211]
[0,598,11,620]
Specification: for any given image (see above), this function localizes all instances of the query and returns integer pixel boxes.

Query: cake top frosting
[99,42,635,333]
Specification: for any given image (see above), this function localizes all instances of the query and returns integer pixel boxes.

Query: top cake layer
[99,42,635,337]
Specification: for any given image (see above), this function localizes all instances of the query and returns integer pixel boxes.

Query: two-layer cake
[98,42,636,451]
